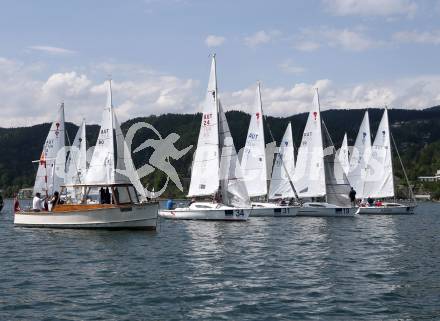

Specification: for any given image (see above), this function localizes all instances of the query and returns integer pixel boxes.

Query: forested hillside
[1,107,439,198]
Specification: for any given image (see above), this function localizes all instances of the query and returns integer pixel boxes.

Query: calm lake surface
[0,200,439,320]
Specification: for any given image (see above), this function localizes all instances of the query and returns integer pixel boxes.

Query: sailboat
[241,84,299,217]
[14,81,159,229]
[159,55,252,220]
[32,103,66,199]
[337,133,349,175]
[294,89,355,216]
[357,108,416,214]
[347,111,372,199]
[65,118,87,202]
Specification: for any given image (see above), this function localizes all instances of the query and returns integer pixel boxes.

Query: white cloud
[0,58,199,127]
[322,0,417,17]
[28,45,76,55]
[220,77,440,117]
[42,72,91,98]
[244,30,281,47]
[1,57,440,128]
[279,60,306,74]
[393,30,440,45]
[295,27,380,52]
[324,28,377,51]
[205,35,226,47]
[294,41,321,52]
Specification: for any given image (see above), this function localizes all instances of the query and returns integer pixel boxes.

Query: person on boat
[188,198,196,206]
[213,191,221,203]
[375,200,383,207]
[349,187,357,206]
[166,199,175,210]
[13,194,21,212]
[99,187,105,204]
[367,197,374,206]
[105,187,111,204]
[49,191,63,211]
[32,193,45,212]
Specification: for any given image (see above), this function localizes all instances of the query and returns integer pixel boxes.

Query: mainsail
[66,119,87,186]
[240,83,268,197]
[114,114,148,199]
[85,81,117,185]
[218,101,250,207]
[33,103,66,196]
[337,133,350,175]
[268,122,296,199]
[347,111,372,198]
[85,80,145,199]
[363,109,394,198]
[293,89,325,198]
[187,55,220,197]
[322,123,352,207]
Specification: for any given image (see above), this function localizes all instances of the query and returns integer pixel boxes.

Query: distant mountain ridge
[1,106,439,197]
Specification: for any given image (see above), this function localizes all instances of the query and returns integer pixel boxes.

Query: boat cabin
[60,183,141,207]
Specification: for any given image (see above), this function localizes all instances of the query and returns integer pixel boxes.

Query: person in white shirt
[32,193,45,212]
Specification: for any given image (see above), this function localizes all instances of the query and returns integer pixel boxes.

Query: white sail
[322,123,352,207]
[363,109,394,198]
[188,56,220,197]
[241,83,268,197]
[218,101,250,207]
[114,114,147,199]
[84,80,147,201]
[66,119,87,186]
[34,103,66,196]
[85,81,116,185]
[268,122,296,199]
[337,133,349,175]
[347,111,372,198]
[293,89,325,198]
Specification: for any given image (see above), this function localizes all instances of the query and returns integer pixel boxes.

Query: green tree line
[1,107,439,199]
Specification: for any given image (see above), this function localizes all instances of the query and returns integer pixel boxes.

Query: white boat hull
[159,202,250,221]
[250,202,299,217]
[356,203,415,215]
[14,203,159,230]
[297,202,356,217]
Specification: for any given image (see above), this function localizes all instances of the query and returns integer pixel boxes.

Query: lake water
[0,200,439,320]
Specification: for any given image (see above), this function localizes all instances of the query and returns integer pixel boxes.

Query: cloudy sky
[1,0,440,127]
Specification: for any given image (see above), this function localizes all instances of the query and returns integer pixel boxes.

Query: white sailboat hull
[250,202,299,217]
[14,203,159,229]
[356,203,415,215]
[159,202,250,221]
[297,202,356,217]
